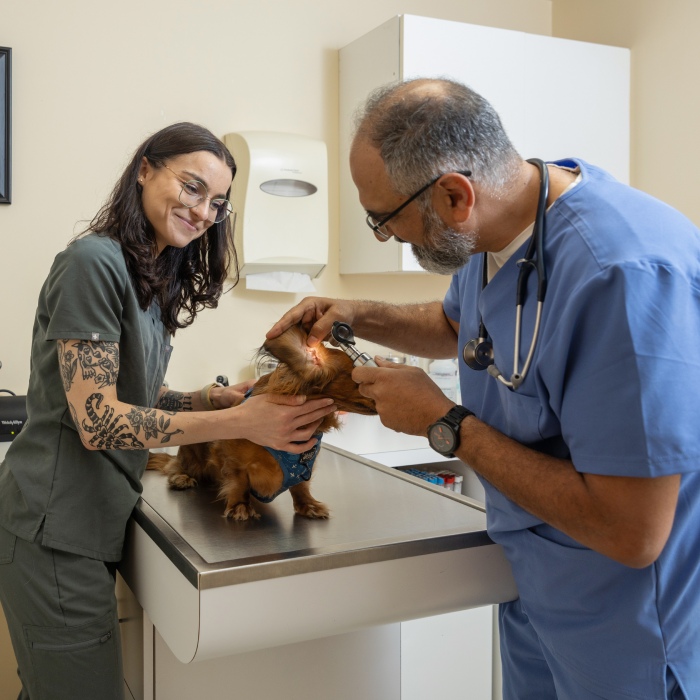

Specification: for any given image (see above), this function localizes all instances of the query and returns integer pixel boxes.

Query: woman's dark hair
[80,122,239,334]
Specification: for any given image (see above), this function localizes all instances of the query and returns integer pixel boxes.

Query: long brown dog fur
[147,325,377,521]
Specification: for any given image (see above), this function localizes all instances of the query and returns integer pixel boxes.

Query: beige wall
[551,0,700,227]
[0,0,551,394]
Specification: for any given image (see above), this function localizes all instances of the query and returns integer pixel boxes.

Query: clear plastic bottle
[429,359,459,402]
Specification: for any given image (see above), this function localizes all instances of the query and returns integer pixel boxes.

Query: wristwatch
[427,406,474,458]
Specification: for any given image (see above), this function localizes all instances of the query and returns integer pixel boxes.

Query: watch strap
[428,405,475,457]
[441,405,474,431]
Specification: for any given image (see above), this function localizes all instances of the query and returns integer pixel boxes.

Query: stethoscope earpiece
[462,337,494,371]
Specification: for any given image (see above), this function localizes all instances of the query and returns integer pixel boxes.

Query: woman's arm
[58,339,335,453]
[155,379,256,413]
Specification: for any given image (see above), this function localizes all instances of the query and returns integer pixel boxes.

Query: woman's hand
[232,393,337,453]
[213,379,257,409]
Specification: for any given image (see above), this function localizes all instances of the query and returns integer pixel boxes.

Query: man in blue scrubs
[268,78,700,699]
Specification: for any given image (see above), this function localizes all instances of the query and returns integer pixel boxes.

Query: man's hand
[352,357,455,436]
[266,296,360,347]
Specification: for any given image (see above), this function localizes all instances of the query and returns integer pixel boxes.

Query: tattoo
[157,390,193,412]
[75,340,119,388]
[124,406,184,444]
[81,393,145,450]
[57,341,78,392]
[75,393,184,450]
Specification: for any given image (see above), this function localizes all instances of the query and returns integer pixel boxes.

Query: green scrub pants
[0,525,123,700]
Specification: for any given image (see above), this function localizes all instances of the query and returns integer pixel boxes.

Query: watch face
[428,422,457,454]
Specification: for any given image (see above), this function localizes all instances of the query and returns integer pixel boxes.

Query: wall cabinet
[339,14,630,274]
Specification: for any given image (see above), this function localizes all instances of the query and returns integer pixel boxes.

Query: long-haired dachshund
[147,325,376,521]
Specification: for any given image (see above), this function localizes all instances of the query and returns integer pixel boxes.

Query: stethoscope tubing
[471,158,549,390]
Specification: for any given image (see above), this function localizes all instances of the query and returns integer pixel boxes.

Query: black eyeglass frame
[365,169,472,241]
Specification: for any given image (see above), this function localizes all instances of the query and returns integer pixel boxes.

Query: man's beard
[411,207,477,275]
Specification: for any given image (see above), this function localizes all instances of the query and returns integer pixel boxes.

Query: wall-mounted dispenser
[223,131,328,289]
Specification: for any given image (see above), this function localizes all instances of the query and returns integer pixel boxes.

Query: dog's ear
[261,325,309,371]
[254,324,377,416]
[315,370,377,415]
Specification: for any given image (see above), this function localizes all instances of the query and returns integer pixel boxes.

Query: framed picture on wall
[0,47,11,204]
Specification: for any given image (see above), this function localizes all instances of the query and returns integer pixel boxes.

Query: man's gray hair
[353,78,521,197]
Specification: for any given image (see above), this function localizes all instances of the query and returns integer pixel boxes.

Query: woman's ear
[432,172,475,226]
[138,156,152,184]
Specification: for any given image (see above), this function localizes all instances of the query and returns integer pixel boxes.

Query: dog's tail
[146,452,174,472]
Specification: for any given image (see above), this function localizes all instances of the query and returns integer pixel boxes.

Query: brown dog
[147,325,376,521]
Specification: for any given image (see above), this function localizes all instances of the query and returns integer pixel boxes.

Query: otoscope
[330,322,378,367]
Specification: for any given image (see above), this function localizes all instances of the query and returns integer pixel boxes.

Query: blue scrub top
[444,160,700,698]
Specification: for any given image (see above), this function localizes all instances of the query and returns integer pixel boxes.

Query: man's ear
[432,172,474,225]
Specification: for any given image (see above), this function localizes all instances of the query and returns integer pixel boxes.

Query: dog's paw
[224,503,261,521]
[168,473,197,490]
[295,500,330,519]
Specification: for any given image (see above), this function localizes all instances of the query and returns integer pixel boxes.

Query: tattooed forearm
[76,394,185,450]
[80,393,145,450]
[125,405,184,444]
[157,390,193,412]
[57,339,119,390]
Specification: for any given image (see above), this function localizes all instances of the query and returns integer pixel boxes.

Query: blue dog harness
[251,439,322,503]
[243,390,323,503]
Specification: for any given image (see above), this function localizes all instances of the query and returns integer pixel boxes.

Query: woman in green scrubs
[0,122,335,700]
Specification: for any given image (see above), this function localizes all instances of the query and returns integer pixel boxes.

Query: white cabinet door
[401,606,495,700]
[339,15,630,274]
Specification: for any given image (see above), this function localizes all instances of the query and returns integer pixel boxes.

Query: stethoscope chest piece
[462,336,494,371]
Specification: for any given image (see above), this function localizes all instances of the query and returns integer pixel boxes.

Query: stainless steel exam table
[118,443,517,665]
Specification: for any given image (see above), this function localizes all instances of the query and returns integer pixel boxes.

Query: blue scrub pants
[499,599,686,700]
[0,525,123,700]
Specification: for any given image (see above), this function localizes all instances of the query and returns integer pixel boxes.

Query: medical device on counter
[462,158,549,390]
[330,322,377,367]
[0,391,27,442]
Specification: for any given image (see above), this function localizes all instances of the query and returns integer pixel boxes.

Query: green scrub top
[0,234,172,561]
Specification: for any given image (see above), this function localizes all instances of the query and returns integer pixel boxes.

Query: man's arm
[461,416,679,569]
[352,359,679,569]
[267,296,459,359]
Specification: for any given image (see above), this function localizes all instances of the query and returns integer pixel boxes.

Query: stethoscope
[462,158,549,391]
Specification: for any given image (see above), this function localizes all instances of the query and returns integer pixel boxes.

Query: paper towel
[245,271,317,293]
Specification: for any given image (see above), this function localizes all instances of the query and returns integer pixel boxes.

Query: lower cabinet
[118,575,498,700]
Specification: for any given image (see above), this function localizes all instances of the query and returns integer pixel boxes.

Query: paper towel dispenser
[223,131,328,279]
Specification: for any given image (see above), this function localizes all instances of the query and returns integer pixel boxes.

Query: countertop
[132,446,490,590]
